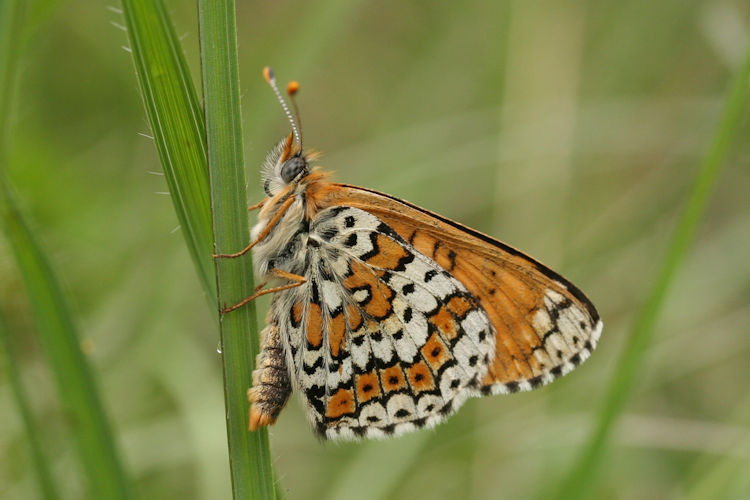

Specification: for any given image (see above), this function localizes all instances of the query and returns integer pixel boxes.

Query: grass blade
[120,0,216,302]
[0,0,26,145]
[553,43,750,500]
[0,309,60,500]
[198,1,276,498]
[0,182,134,499]
[1,0,131,497]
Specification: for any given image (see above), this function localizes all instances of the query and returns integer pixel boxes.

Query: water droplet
[216,342,223,354]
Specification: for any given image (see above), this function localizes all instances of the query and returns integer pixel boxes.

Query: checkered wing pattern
[317,184,603,397]
[278,206,496,440]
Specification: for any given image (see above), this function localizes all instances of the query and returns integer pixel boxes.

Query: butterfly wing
[311,183,603,395]
[277,206,497,440]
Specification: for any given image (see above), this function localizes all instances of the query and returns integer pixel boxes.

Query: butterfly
[215,68,603,440]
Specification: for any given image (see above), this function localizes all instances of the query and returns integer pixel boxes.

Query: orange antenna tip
[263,67,303,150]
[262,66,275,85]
[287,81,300,96]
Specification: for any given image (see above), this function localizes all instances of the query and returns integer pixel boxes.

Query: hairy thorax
[251,171,334,279]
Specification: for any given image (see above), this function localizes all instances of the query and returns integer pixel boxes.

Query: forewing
[280,206,496,440]
[316,184,603,395]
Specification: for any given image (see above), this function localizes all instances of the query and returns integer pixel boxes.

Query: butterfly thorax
[251,170,332,279]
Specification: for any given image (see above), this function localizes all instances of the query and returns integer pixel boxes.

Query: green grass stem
[553,43,750,500]
[198,1,276,498]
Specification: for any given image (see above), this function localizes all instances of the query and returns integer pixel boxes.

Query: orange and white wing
[312,184,603,395]
[279,206,496,440]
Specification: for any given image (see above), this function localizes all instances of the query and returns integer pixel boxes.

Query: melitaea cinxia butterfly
[215,68,603,440]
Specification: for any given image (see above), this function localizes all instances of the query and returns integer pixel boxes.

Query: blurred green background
[2,0,750,498]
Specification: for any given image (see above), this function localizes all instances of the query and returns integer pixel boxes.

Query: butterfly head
[262,133,310,195]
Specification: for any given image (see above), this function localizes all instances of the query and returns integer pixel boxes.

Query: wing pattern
[322,184,603,396]
[274,206,495,439]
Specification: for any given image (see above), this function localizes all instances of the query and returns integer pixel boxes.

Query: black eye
[280,156,307,183]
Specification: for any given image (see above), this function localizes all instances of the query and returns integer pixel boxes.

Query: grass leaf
[0,181,134,498]
[121,0,216,303]
[198,1,276,498]
[553,43,750,500]
[1,0,131,497]
[0,309,60,500]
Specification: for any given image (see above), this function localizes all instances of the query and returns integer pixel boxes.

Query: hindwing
[278,206,496,440]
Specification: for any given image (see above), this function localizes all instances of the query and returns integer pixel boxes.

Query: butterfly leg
[220,268,306,314]
[247,198,266,211]
[248,317,291,430]
[213,195,296,259]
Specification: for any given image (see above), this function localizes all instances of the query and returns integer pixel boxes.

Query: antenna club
[263,66,303,150]
[263,66,275,84]
[287,81,300,96]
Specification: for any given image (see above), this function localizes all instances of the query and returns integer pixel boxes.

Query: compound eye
[280,156,307,183]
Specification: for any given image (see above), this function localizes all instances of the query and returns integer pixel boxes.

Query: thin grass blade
[553,43,750,500]
[120,0,216,302]
[0,309,60,500]
[0,182,133,499]
[1,0,131,497]
[198,1,276,498]
[0,0,26,145]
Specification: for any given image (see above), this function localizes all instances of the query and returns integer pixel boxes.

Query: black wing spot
[352,336,366,346]
[424,270,438,282]
[438,402,453,416]
[403,307,413,323]
[402,283,415,295]
[353,426,367,437]
[393,252,415,272]
[447,249,457,270]
[344,215,355,228]
[344,233,358,247]
[395,409,410,418]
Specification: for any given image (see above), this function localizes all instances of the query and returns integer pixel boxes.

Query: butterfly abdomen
[248,317,292,430]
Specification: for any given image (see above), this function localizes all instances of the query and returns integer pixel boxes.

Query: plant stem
[197,1,276,498]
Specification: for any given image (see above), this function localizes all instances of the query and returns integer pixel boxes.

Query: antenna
[286,81,303,152]
[263,67,302,151]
